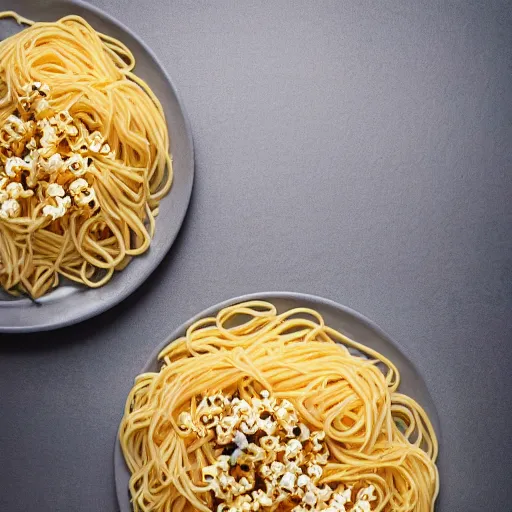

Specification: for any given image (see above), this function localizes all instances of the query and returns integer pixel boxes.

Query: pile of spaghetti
[120,302,439,512]
[0,11,172,298]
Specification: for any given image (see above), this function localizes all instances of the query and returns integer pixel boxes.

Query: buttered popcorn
[0,82,111,221]
[177,391,377,512]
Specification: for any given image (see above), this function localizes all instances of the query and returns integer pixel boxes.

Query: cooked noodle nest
[0,11,172,298]
[120,301,439,512]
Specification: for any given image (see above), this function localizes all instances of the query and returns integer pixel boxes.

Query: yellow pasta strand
[0,12,173,298]
[120,302,439,512]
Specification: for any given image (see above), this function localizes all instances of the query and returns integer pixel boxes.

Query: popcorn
[192,390,340,511]
[38,119,59,157]
[202,464,219,482]
[177,411,195,435]
[0,82,114,225]
[34,97,54,120]
[26,137,37,151]
[5,182,33,199]
[100,142,111,154]
[74,187,96,208]
[66,154,88,176]
[298,423,310,442]
[46,183,65,198]
[259,435,279,451]
[5,156,30,177]
[316,484,333,503]
[187,389,377,512]
[234,430,249,450]
[304,490,317,507]
[356,485,376,502]
[286,439,302,458]
[87,131,104,153]
[297,475,311,488]
[4,114,27,140]
[43,195,71,220]
[270,461,285,477]
[252,489,272,508]
[0,198,20,218]
[307,464,323,481]
[311,431,326,452]
[279,471,296,491]
[39,153,64,174]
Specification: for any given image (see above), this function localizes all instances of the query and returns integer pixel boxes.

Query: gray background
[1,0,511,510]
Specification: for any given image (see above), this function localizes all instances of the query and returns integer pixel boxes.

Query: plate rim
[114,291,441,511]
[0,0,195,333]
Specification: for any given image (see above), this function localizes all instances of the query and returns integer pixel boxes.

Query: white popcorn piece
[0,198,21,218]
[298,423,310,442]
[315,448,330,465]
[5,182,33,200]
[202,464,219,482]
[200,412,220,429]
[330,489,352,510]
[5,156,30,177]
[316,485,333,503]
[234,431,249,450]
[50,110,78,137]
[232,398,252,417]
[311,431,326,452]
[275,407,289,421]
[307,464,323,481]
[356,485,376,502]
[43,195,71,220]
[245,443,265,463]
[230,448,243,466]
[240,416,259,435]
[303,490,317,507]
[270,461,285,477]
[257,417,277,436]
[27,137,37,151]
[100,143,111,154]
[42,153,64,174]
[238,477,253,492]
[351,501,371,512]
[39,119,58,148]
[66,154,88,176]
[4,114,26,140]
[297,474,311,488]
[46,183,65,198]
[286,439,302,458]
[259,465,272,479]
[284,461,301,475]
[259,435,279,451]
[252,489,272,508]
[168,390,374,512]
[87,131,104,153]
[177,411,195,435]
[215,456,230,473]
[34,97,54,119]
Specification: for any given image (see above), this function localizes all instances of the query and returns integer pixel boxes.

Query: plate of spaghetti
[116,293,440,512]
[0,1,194,332]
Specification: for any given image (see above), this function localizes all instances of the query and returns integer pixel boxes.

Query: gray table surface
[1,0,511,510]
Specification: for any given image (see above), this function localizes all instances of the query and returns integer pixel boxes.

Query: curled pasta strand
[0,12,173,298]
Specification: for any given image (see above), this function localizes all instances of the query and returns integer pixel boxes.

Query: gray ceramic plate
[114,292,440,512]
[0,0,194,332]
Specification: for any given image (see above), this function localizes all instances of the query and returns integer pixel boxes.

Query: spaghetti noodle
[0,11,172,298]
[119,301,439,512]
